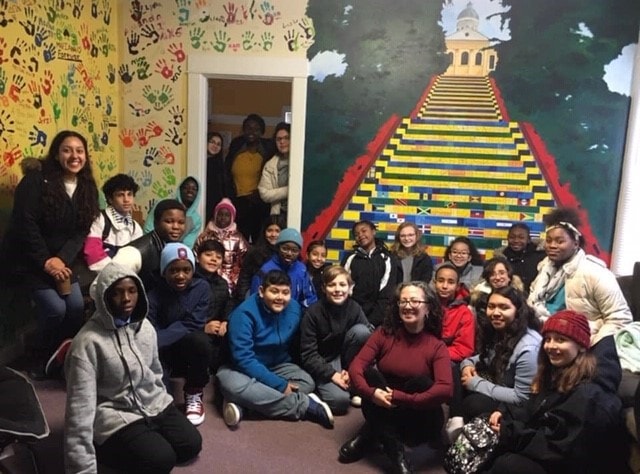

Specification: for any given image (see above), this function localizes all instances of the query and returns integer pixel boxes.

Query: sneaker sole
[186,412,205,426]
[45,339,72,376]
[309,393,334,428]
[223,402,241,427]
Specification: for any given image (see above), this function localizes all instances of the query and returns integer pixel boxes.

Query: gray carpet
[4,377,447,473]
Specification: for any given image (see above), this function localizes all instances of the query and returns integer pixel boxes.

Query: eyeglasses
[450,251,469,256]
[397,300,426,308]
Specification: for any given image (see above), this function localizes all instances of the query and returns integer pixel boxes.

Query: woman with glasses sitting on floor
[339,281,453,473]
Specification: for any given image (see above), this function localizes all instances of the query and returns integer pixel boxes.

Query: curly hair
[543,207,585,248]
[41,130,99,233]
[382,281,442,338]
[477,286,541,383]
[444,236,483,266]
[481,256,514,287]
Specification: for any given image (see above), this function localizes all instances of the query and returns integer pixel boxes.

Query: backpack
[443,416,499,474]
[101,209,137,257]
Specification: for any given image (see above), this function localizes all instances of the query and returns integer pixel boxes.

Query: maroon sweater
[349,327,453,409]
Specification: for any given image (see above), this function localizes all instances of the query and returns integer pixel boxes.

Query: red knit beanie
[542,310,591,349]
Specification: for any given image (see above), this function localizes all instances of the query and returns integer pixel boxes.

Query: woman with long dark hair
[339,281,452,472]
[448,286,541,438]
[1,130,99,377]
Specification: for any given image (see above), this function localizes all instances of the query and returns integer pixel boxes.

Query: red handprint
[136,128,148,147]
[3,145,22,167]
[146,121,163,137]
[159,146,175,165]
[167,43,186,63]
[40,70,54,95]
[119,128,135,148]
[155,59,174,80]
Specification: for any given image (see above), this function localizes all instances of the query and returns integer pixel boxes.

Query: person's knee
[136,449,177,474]
[347,323,373,343]
[174,427,202,464]
[326,393,350,416]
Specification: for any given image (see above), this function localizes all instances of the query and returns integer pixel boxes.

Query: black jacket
[195,265,232,322]
[342,240,397,327]
[300,298,371,382]
[1,171,87,288]
[500,243,545,293]
[495,336,628,474]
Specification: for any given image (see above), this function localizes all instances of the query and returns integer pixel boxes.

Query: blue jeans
[315,323,373,415]
[216,362,314,420]
[32,283,84,353]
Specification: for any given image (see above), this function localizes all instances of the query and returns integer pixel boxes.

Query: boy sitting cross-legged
[216,270,334,429]
[147,243,213,426]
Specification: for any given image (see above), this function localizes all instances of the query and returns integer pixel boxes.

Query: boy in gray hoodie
[64,263,201,473]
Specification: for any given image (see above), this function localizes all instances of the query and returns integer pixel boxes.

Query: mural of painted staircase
[307,75,560,263]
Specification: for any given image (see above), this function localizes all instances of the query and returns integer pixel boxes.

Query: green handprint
[242,31,255,51]
[162,167,176,186]
[51,95,62,120]
[261,32,274,52]
[152,180,170,199]
[0,69,6,95]
[157,85,173,105]
[142,85,157,105]
[190,27,205,49]
[136,59,151,80]
[213,30,230,53]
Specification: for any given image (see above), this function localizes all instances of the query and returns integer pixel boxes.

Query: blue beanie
[276,228,303,248]
[160,243,195,274]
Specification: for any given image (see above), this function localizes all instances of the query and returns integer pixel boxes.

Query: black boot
[381,436,413,474]
[338,424,374,463]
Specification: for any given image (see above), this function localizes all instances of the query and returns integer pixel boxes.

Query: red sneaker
[184,390,205,426]
[45,338,73,377]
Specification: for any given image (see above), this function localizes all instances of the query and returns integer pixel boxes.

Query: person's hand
[340,369,350,386]
[489,411,502,434]
[204,320,221,335]
[460,365,477,386]
[218,321,228,336]
[371,387,393,408]
[284,382,299,395]
[331,371,349,390]
[44,257,66,276]
[55,266,73,281]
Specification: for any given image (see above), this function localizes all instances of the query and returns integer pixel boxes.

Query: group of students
[0,128,635,473]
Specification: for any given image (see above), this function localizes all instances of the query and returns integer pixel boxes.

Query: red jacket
[440,288,475,363]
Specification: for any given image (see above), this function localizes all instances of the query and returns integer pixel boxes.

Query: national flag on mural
[469,196,481,203]
[417,207,430,215]
[394,198,407,206]
[519,213,535,221]
[419,224,431,233]
[469,228,484,237]
[519,198,530,206]
[390,213,405,222]
[471,210,485,218]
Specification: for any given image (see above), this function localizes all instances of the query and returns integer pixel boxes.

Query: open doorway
[186,54,309,230]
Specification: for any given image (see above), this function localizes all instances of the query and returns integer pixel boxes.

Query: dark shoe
[382,437,413,474]
[339,433,370,463]
[305,393,334,429]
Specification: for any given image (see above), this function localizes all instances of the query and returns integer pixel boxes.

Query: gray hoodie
[64,263,173,474]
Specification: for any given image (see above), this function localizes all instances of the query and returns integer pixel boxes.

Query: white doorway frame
[187,53,309,230]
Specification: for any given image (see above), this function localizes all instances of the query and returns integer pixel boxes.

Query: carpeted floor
[3,375,447,473]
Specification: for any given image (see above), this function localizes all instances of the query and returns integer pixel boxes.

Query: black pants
[483,453,546,474]
[160,331,212,390]
[233,193,269,243]
[361,368,442,446]
[96,404,202,474]
[461,392,500,422]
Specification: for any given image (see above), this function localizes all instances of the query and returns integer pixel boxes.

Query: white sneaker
[445,416,465,444]
[223,400,242,427]
[350,395,362,408]
[184,391,205,426]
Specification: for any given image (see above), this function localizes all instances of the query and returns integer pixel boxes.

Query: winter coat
[226,293,303,392]
[300,298,372,382]
[493,336,627,474]
[64,263,173,474]
[495,242,545,293]
[258,154,288,215]
[195,265,232,322]
[147,277,210,349]
[395,252,434,284]
[440,288,476,362]
[528,249,632,344]
[250,254,318,308]
[342,240,397,327]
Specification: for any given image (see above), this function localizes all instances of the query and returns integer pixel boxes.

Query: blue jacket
[147,277,209,348]
[250,255,317,308]
[227,293,302,392]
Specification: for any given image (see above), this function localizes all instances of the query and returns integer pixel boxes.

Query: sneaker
[222,399,242,427]
[45,338,73,377]
[306,393,334,429]
[184,390,205,426]
[445,416,465,444]
[350,395,362,408]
